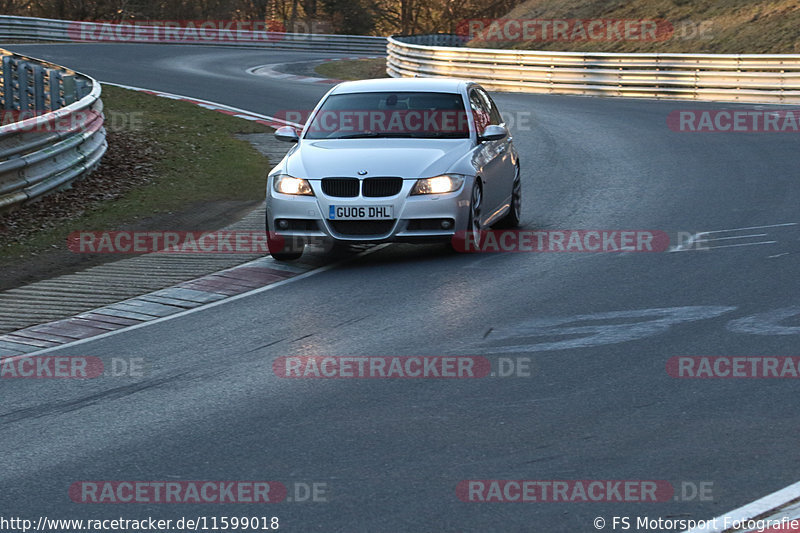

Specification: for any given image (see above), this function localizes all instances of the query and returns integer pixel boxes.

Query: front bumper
[266,177,473,244]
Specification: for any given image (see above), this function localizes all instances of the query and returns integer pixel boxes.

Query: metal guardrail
[388,34,800,104]
[0,49,106,211]
[0,15,387,54]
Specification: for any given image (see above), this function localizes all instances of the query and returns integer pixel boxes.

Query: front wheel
[268,234,303,261]
[266,211,303,261]
[496,164,521,228]
[450,179,482,252]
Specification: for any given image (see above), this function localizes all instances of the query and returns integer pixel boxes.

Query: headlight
[273,174,314,196]
[410,175,465,195]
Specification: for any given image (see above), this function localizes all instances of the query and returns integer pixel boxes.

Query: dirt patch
[0,128,262,291]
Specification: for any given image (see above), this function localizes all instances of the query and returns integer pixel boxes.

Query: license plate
[328,205,393,220]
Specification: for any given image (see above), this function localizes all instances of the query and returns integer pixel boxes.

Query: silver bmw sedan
[265,77,521,260]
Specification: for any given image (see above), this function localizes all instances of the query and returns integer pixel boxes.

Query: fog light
[277,219,289,230]
[441,220,453,229]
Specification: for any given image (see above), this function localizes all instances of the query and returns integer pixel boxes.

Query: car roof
[329,77,470,95]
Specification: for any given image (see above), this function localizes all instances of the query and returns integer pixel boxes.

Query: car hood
[284,138,474,179]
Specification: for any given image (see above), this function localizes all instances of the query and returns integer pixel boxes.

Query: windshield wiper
[323,131,469,140]
[408,132,469,138]
[331,132,382,139]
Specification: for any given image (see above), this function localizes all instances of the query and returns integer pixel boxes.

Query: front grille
[322,178,359,197]
[329,220,395,236]
[363,177,403,197]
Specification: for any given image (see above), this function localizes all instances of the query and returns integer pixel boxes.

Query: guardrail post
[6,57,19,110]
[0,55,10,110]
[11,60,28,111]
[76,78,90,99]
[654,55,660,97]
[16,60,33,111]
[31,63,45,110]
[47,69,61,110]
[61,74,77,106]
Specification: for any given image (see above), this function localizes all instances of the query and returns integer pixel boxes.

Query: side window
[476,88,502,126]
[468,89,490,134]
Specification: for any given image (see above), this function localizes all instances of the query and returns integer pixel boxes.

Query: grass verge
[315,58,389,80]
[0,84,272,280]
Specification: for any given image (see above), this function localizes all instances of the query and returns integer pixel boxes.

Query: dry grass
[315,58,389,80]
[468,0,800,53]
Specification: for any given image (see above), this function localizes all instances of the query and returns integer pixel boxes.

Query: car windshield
[304,91,470,139]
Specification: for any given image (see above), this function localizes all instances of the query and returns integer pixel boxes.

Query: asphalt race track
[2,43,799,531]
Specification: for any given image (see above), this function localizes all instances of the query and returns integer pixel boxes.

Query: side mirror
[275,126,299,143]
[478,124,508,142]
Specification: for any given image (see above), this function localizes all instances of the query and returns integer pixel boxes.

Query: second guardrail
[0,49,106,211]
[387,34,800,104]
[0,15,387,54]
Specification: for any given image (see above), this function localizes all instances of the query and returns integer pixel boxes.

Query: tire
[496,163,522,229]
[268,237,303,261]
[468,179,483,233]
[450,179,483,252]
[266,210,303,261]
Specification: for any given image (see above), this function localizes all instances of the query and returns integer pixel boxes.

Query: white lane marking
[727,305,800,336]
[669,232,708,252]
[696,233,768,242]
[482,306,737,353]
[4,245,388,360]
[246,63,282,75]
[701,222,798,234]
[768,252,790,258]
[246,56,380,79]
[100,82,303,128]
[684,480,800,533]
[670,223,797,252]
[245,63,328,82]
[702,241,777,250]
